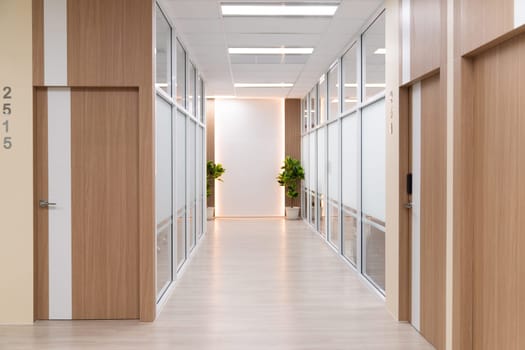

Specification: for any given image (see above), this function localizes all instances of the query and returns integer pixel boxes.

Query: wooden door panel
[71,87,139,319]
[419,74,446,350]
[34,87,49,320]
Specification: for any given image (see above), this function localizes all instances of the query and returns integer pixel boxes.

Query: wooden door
[409,74,446,349]
[35,87,140,319]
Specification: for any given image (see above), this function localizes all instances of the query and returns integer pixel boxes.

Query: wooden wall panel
[451,58,475,350]
[67,0,155,321]
[410,0,441,79]
[34,88,48,319]
[206,99,215,207]
[67,0,153,87]
[71,88,140,320]
[398,86,411,322]
[419,74,446,350]
[285,99,301,208]
[32,0,44,85]
[460,0,514,54]
[471,33,525,350]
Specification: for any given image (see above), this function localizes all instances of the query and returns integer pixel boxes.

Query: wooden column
[284,99,301,208]
[206,99,215,207]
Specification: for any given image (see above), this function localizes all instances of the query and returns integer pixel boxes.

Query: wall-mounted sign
[2,86,13,150]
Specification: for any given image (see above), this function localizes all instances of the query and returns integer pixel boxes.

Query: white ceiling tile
[163,1,220,19]
[334,1,383,19]
[223,17,331,34]
[231,64,304,73]
[226,33,321,47]
[171,19,223,33]
[234,88,292,98]
[232,70,300,82]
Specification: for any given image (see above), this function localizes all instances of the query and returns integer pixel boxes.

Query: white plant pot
[207,207,215,220]
[285,207,300,220]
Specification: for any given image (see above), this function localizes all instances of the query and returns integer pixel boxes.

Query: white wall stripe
[411,82,421,331]
[44,0,68,86]
[402,0,411,84]
[47,88,72,320]
[515,0,525,28]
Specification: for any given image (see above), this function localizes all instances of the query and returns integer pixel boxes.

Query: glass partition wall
[300,10,386,293]
[154,3,207,303]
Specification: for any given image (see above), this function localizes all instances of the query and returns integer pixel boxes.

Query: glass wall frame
[154,1,207,304]
[300,9,386,294]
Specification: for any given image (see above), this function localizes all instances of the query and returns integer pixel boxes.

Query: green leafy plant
[277,156,305,208]
[207,161,226,198]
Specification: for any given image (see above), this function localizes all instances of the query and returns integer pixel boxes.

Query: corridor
[1,219,432,350]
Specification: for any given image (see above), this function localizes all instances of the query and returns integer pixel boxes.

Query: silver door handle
[39,200,57,208]
[404,202,413,209]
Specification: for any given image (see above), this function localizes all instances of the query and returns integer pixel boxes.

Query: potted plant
[207,160,225,220]
[277,156,305,220]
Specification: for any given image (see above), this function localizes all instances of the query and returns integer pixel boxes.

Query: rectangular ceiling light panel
[229,47,314,55]
[235,83,294,88]
[221,3,339,17]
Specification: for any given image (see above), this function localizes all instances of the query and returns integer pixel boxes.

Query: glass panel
[318,75,327,124]
[302,98,308,132]
[196,126,203,238]
[327,122,339,248]
[342,113,359,265]
[175,110,186,269]
[317,127,326,236]
[302,190,308,220]
[363,12,386,101]
[155,6,171,95]
[187,63,196,115]
[309,86,317,129]
[342,43,358,112]
[310,193,317,226]
[309,132,317,226]
[362,98,386,290]
[197,75,203,121]
[343,213,358,265]
[303,135,309,189]
[187,120,196,251]
[328,63,339,120]
[155,95,172,298]
[362,99,385,223]
[176,40,186,108]
[363,223,385,290]
[309,131,317,195]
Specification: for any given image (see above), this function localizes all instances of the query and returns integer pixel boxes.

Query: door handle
[404,202,413,209]
[39,200,57,208]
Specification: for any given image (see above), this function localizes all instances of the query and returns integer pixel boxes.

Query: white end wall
[215,99,284,217]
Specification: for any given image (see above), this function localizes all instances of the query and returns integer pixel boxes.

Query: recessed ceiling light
[229,47,314,55]
[374,48,386,54]
[234,83,294,88]
[221,3,339,17]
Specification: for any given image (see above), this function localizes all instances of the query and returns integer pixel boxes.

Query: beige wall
[385,0,403,320]
[0,0,34,324]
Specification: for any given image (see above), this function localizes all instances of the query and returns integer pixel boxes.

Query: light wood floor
[0,218,433,350]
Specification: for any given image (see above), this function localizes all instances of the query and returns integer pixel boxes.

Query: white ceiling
[161,0,383,98]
